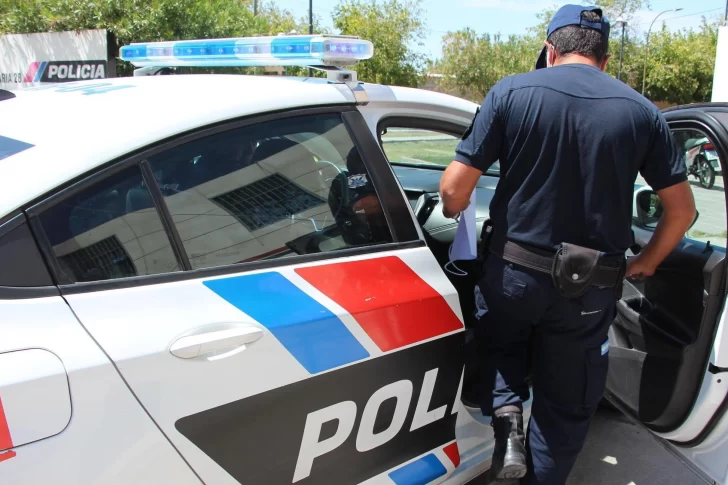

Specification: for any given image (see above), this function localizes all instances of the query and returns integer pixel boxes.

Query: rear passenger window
[38,166,181,282]
[145,113,391,270]
[0,214,53,287]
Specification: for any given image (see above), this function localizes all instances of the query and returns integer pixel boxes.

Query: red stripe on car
[296,256,463,351]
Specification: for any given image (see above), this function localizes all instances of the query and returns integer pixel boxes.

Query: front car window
[380,127,500,176]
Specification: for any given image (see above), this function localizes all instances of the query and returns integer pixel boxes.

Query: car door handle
[170,325,264,359]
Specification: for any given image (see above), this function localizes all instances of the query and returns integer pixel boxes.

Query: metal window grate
[59,235,136,282]
[211,173,325,231]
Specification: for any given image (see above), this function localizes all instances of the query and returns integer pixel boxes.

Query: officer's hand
[441,195,468,219]
[442,207,459,219]
[625,255,657,279]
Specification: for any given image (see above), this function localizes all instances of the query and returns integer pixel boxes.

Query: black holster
[478,220,494,262]
[490,234,626,299]
[551,243,602,298]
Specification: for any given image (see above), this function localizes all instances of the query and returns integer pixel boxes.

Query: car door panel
[609,237,725,429]
[25,99,468,485]
[0,294,200,485]
[62,247,465,485]
[610,131,728,433]
[0,212,200,485]
[607,109,728,485]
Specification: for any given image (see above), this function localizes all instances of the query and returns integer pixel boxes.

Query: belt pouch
[551,243,601,298]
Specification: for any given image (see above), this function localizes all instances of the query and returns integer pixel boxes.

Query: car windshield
[381,128,500,176]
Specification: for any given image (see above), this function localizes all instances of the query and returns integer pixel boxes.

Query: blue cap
[548,5,610,37]
[536,5,610,69]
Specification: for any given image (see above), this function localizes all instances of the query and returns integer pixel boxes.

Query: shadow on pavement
[468,405,708,485]
[689,179,725,193]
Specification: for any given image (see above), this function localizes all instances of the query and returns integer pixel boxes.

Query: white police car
[0,35,727,485]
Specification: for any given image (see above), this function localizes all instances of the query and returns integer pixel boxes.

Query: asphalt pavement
[469,405,710,485]
[565,406,709,485]
[686,175,726,248]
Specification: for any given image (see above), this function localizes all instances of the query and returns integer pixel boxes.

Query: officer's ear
[544,41,557,68]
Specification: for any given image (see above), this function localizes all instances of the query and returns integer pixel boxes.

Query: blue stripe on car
[388,454,448,485]
[203,272,370,374]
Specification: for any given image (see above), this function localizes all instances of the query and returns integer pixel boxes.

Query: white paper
[450,189,477,261]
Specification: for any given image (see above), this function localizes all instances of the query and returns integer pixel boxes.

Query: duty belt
[489,237,625,293]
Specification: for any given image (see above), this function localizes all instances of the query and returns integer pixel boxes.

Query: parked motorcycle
[685,136,721,189]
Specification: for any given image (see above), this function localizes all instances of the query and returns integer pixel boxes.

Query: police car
[0,35,727,485]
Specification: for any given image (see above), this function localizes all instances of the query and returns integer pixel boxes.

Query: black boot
[490,412,527,481]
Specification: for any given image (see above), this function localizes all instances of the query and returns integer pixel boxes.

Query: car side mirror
[635,189,699,230]
[635,190,663,229]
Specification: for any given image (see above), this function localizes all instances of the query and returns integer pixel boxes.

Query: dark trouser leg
[524,287,616,485]
[476,256,550,481]
[477,256,547,416]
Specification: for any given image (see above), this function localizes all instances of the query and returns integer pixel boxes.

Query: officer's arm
[441,162,482,218]
[629,114,696,277]
[628,181,695,277]
[441,87,503,218]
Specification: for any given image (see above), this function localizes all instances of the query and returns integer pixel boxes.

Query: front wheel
[698,156,716,189]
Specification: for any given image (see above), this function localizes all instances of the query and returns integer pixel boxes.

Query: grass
[687,229,728,239]
[384,129,454,139]
[381,139,460,166]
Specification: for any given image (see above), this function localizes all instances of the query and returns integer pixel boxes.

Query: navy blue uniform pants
[475,255,615,485]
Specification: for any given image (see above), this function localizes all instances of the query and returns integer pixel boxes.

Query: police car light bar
[119,34,374,68]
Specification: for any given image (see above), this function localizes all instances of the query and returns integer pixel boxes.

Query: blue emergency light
[119,34,374,68]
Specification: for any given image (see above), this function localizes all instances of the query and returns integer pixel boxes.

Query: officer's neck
[552,54,600,69]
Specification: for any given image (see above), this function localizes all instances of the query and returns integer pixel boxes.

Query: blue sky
[272,0,726,58]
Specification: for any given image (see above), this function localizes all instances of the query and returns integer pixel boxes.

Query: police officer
[439,5,696,484]
[328,146,389,244]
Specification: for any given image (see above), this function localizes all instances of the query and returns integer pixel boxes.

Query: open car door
[607,105,728,485]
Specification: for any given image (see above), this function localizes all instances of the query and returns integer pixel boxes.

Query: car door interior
[609,228,725,431]
[607,113,728,434]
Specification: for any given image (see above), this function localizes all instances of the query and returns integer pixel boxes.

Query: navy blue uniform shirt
[455,64,687,253]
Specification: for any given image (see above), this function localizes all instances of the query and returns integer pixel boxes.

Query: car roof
[0,74,477,219]
[0,75,353,217]
[662,102,728,113]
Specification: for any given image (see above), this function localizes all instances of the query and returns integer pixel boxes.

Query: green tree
[435,29,539,101]
[332,0,427,86]
[259,0,328,36]
[0,0,264,41]
[642,19,719,104]
[0,0,315,76]
[435,0,652,101]
[434,0,722,105]
[529,0,650,40]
